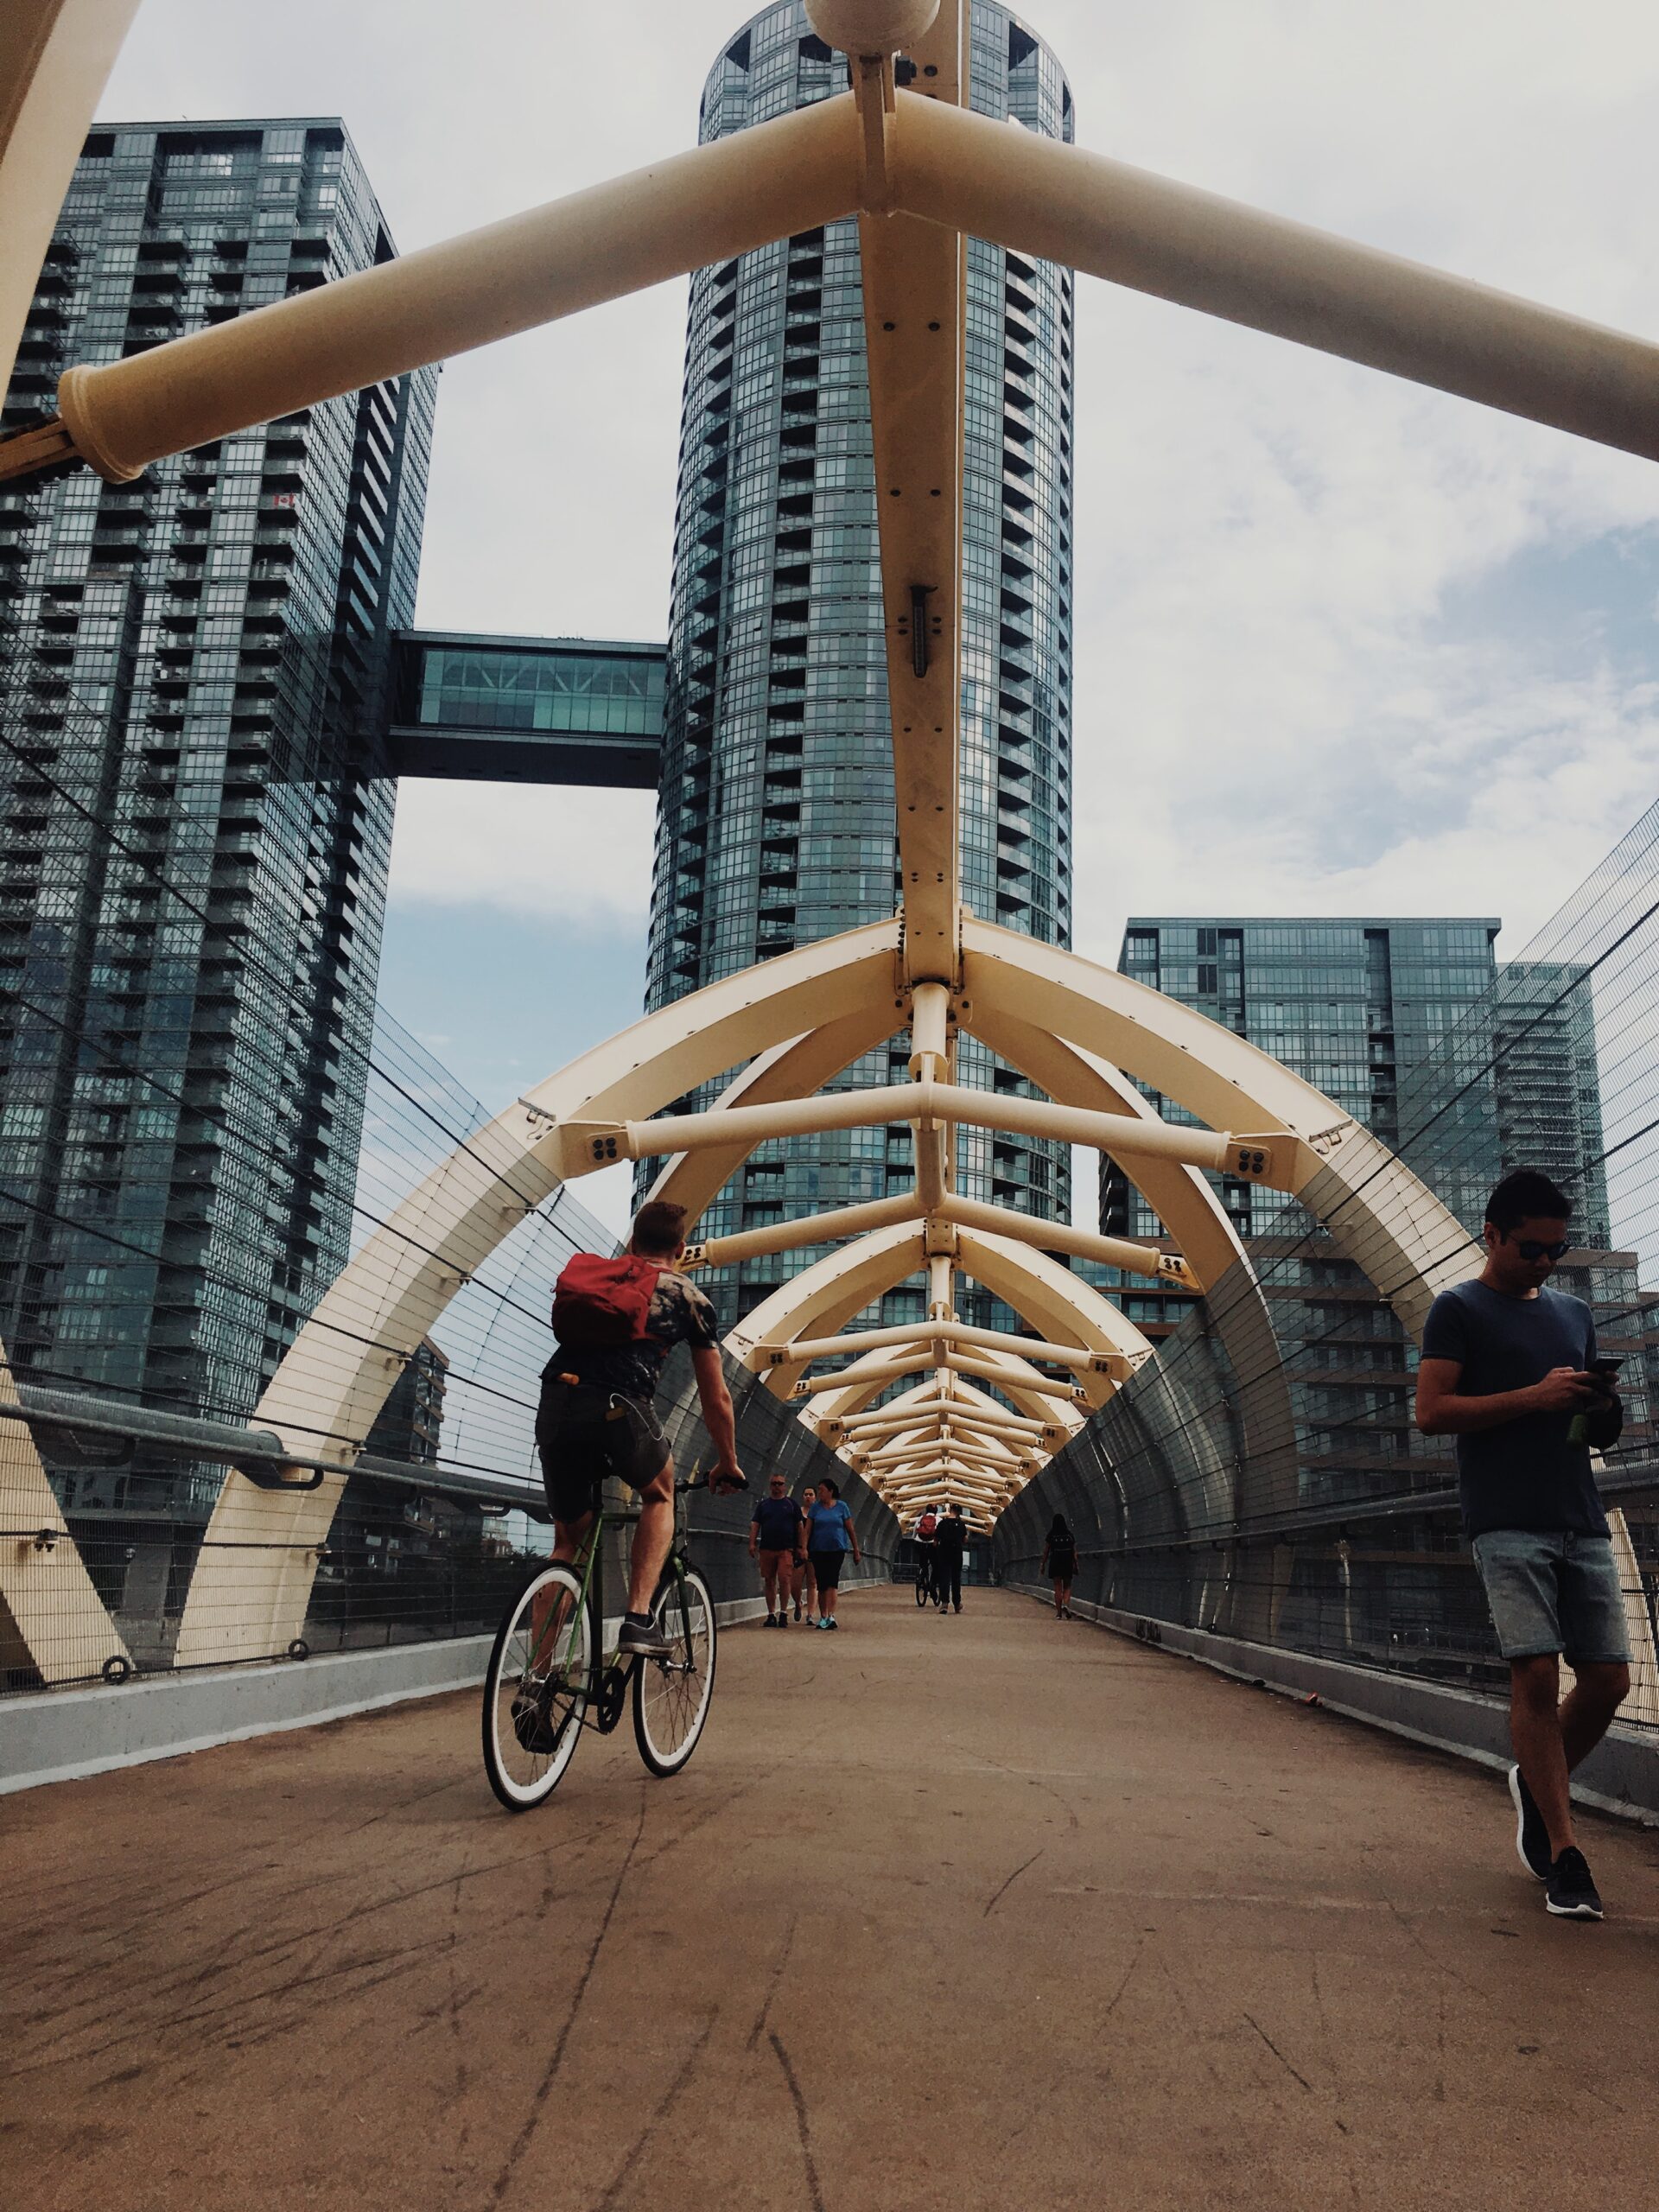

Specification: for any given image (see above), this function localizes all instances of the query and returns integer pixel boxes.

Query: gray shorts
[1471,1529,1631,1666]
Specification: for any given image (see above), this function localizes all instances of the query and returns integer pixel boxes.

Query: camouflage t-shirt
[546,1267,720,1403]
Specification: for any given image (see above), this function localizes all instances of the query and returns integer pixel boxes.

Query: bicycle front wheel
[482,1564,591,1811]
[632,1564,716,1777]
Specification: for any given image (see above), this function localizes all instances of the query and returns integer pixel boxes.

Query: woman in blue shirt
[806,1478,862,1630]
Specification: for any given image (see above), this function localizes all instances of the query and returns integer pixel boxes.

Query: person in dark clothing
[1416,1168,1628,1921]
[1041,1514,1077,1618]
[933,1503,966,1613]
[750,1471,804,1625]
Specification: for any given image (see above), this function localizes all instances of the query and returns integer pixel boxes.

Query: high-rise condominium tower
[645,3,1076,1325]
[0,120,435,1494]
[1105,918,1611,1256]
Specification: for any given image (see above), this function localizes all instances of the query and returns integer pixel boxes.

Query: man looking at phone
[1416,1169,1628,1920]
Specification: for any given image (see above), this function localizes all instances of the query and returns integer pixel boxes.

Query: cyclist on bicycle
[536,1199,743,1659]
[912,1504,939,1600]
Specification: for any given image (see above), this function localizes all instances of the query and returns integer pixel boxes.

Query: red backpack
[551,1254,659,1346]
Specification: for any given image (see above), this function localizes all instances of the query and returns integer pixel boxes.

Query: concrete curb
[1007,1582,1659,1828]
[1,1592,773,1796]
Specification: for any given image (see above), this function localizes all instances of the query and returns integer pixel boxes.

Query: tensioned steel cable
[0,980,576,1340]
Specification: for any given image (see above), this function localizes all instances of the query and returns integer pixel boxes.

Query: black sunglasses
[1511,1236,1568,1262]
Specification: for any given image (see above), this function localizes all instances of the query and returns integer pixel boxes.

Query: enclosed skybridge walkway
[6,1587,1658,2212]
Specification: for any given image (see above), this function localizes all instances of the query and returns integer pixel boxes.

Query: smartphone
[1568,1357,1623,1446]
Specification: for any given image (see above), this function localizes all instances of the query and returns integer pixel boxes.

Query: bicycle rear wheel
[914,1564,929,1608]
[482,1564,591,1810]
[632,1563,716,1777]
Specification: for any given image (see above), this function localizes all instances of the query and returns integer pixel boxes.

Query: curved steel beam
[174,918,901,1663]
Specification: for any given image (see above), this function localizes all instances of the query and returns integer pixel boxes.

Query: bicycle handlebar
[678,1470,749,1496]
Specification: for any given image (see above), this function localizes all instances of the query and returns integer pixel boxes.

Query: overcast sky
[99,2,1659,1234]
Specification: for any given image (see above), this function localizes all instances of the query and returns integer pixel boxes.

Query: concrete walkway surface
[3,1586,1657,2211]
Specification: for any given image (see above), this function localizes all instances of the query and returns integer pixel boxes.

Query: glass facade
[408,638,664,736]
[1106,917,1505,1249]
[0,119,436,1508]
[645,3,1075,1326]
[1104,916,1613,1263]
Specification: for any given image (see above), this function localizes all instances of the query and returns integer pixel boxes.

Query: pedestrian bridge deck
[4,1588,1656,2211]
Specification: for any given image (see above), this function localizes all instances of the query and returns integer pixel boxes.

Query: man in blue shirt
[749,1471,805,1627]
[1416,1169,1629,1920]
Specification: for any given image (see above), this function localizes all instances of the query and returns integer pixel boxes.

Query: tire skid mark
[489,1789,648,2205]
[769,2031,827,2212]
[594,2009,717,2209]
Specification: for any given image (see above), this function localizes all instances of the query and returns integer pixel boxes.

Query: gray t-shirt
[1419,1279,1604,1539]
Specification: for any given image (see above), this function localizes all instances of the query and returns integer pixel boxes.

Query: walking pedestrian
[934,1502,965,1613]
[806,1477,861,1630]
[749,1470,805,1626]
[1415,1168,1628,1921]
[791,1478,818,1622]
[1041,1513,1077,1618]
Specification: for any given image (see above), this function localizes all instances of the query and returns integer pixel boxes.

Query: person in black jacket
[1041,1514,1077,1618]
[934,1503,966,1613]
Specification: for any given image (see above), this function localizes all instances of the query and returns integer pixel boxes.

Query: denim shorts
[1471,1529,1631,1665]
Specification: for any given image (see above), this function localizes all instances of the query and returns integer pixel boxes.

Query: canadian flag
[270,493,296,508]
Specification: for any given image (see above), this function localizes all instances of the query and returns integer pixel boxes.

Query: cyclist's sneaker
[1508,1764,1552,1882]
[512,1683,564,1757]
[620,1611,676,1661]
[1545,1847,1603,1920]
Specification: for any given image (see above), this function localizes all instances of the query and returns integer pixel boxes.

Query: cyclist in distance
[536,1200,744,1659]
[912,1502,940,1603]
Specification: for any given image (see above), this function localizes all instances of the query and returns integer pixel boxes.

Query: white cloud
[387,779,657,922]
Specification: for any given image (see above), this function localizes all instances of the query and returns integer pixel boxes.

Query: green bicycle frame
[529,1478,700,1686]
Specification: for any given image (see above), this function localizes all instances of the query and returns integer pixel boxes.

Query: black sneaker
[1545,1847,1604,1920]
[1508,1765,1551,1882]
[511,1682,563,1757]
[763,1612,777,1627]
[620,1614,675,1662]
[778,1611,790,1627]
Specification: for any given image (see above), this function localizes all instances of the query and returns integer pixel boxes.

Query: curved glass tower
[645,3,1075,1326]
